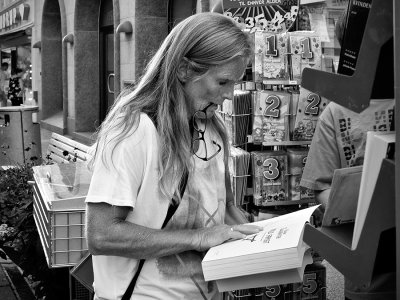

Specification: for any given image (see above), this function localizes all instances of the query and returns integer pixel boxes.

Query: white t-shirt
[301,99,394,191]
[86,113,226,300]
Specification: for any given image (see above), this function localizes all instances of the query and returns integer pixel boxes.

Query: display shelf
[303,158,395,287]
[246,135,311,146]
[255,199,314,207]
[262,141,311,147]
[301,0,393,113]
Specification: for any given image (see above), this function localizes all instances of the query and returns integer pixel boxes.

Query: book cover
[292,87,329,141]
[322,165,363,226]
[288,31,323,85]
[263,32,290,85]
[352,131,395,250]
[251,151,289,206]
[202,205,320,283]
[337,0,371,76]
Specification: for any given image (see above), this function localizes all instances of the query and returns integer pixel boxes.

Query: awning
[0,22,32,48]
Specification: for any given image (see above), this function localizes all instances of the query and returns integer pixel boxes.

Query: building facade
[32,0,209,145]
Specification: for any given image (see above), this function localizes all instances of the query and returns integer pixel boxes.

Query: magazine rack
[300,0,396,289]
[301,0,393,113]
[304,158,395,287]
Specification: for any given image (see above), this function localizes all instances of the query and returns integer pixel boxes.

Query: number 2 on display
[264,95,281,118]
[304,93,321,115]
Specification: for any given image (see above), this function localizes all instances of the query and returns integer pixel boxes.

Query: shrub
[0,163,70,300]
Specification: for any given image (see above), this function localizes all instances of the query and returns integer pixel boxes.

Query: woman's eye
[219,81,227,86]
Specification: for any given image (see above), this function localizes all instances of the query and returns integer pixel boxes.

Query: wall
[32,0,198,144]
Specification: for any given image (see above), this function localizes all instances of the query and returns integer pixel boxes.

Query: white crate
[32,163,91,268]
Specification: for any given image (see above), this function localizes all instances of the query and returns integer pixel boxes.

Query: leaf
[0,248,7,259]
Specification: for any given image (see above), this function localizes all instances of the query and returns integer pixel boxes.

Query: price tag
[222,0,299,33]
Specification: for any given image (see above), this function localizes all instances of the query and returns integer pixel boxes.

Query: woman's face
[183,56,247,119]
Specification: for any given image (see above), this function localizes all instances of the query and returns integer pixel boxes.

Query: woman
[85,12,261,300]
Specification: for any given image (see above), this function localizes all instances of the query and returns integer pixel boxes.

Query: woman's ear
[177,57,191,83]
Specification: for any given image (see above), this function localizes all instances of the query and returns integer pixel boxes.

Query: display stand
[301,0,393,113]
[303,158,395,287]
[299,0,396,291]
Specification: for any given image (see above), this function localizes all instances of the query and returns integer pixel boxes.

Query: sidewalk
[0,257,35,300]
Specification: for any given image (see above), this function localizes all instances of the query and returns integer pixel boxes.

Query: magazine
[322,165,362,226]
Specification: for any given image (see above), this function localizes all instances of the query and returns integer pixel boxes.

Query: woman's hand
[193,224,263,252]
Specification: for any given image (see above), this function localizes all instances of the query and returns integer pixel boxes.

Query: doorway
[99,0,114,122]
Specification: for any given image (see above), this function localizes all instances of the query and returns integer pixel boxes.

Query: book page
[203,205,320,262]
[215,250,313,292]
[352,131,395,250]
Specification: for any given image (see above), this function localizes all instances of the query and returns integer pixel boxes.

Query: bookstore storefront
[0,0,33,105]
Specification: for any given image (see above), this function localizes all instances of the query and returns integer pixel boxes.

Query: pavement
[0,257,35,300]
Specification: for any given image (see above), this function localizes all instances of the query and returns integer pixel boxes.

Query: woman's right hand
[193,224,262,252]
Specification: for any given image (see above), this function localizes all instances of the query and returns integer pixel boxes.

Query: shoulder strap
[121,170,188,300]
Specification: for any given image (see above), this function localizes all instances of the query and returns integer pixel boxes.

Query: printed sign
[222,0,299,33]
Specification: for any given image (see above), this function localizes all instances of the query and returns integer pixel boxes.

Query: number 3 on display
[263,158,280,180]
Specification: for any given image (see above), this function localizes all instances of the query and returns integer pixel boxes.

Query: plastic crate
[32,162,92,268]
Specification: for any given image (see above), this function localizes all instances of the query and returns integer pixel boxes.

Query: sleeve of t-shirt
[300,106,342,191]
[85,117,151,208]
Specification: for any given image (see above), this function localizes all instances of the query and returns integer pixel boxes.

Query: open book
[352,131,395,250]
[322,165,363,227]
[202,205,319,291]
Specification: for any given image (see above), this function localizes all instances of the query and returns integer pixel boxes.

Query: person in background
[8,67,24,106]
[85,12,261,300]
[300,6,395,300]
[0,62,10,106]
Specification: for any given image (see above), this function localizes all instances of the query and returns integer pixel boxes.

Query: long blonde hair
[91,12,252,200]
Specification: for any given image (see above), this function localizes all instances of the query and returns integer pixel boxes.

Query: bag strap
[121,170,188,300]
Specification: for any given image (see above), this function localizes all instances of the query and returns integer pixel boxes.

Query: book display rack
[213,1,340,298]
[300,0,398,298]
[214,0,399,298]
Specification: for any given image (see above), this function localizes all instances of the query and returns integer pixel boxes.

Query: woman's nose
[222,87,234,101]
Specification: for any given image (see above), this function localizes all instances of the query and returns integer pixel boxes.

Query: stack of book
[222,90,252,147]
[228,146,251,206]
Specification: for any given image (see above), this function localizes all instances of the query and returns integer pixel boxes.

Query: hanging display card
[263,32,290,84]
[252,30,264,82]
[288,31,322,85]
[292,87,329,141]
[222,0,299,33]
[287,148,314,201]
[251,150,289,206]
[252,90,290,144]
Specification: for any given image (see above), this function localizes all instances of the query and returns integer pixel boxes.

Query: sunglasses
[192,103,222,161]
